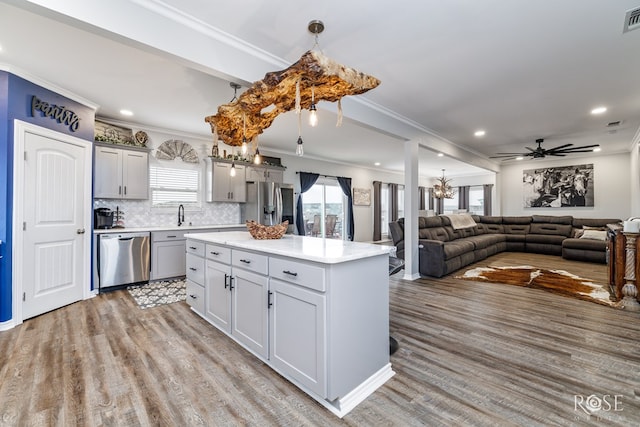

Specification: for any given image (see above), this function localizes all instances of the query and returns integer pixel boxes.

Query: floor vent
[623,7,640,33]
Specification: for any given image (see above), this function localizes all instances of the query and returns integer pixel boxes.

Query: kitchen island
[184,231,395,417]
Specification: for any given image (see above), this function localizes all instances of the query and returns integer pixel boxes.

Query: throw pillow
[583,225,606,231]
[580,229,607,241]
[573,228,585,238]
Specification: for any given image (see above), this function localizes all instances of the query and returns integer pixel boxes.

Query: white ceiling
[1,0,639,179]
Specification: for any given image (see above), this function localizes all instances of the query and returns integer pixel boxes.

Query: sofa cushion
[580,229,607,241]
[529,222,573,237]
[443,240,475,260]
[502,216,532,225]
[525,234,567,245]
[484,223,505,234]
[422,226,452,242]
[453,227,476,239]
[572,218,621,228]
[479,216,503,224]
[464,234,503,249]
[563,237,606,251]
[532,215,573,225]
[503,224,530,234]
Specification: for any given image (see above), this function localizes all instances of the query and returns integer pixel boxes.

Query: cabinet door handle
[210,251,220,256]
[224,273,229,289]
[189,294,198,299]
[189,267,197,271]
[119,185,122,195]
[167,235,177,238]
[124,186,127,195]
[229,276,234,290]
[282,270,297,277]
[240,259,251,264]
[189,246,197,250]
[267,291,273,308]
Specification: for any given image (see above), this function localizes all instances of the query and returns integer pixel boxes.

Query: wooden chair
[325,214,338,237]
[311,215,321,237]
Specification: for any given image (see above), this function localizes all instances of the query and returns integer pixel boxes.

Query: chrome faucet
[178,204,185,226]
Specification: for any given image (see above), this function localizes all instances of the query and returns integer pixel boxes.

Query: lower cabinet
[151,230,187,280]
[205,254,269,359]
[269,278,326,397]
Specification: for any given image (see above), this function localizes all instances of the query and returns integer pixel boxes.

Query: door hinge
[23,292,26,302]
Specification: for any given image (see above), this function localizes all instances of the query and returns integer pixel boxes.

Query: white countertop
[93,224,245,234]
[185,231,391,264]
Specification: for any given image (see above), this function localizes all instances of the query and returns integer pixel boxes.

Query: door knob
[76,228,86,234]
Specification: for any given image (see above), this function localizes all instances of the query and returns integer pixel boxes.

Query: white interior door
[17,122,90,320]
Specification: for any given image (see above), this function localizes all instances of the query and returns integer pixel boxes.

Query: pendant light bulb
[241,137,248,155]
[254,148,261,165]
[309,86,318,127]
[230,160,236,177]
[296,136,304,156]
[309,104,318,127]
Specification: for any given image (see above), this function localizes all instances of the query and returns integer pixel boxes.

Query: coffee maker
[94,208,114,229]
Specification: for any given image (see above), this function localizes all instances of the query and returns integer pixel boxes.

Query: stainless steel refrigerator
[244,182,295,233]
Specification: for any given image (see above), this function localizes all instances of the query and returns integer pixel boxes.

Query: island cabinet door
[205,260,232,334]
[232,269,269,359]
[269,278,326,398]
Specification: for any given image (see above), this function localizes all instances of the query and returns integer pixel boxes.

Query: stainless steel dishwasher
[98,232,150,291]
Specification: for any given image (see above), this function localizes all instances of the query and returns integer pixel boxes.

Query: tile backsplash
[93,199,241,228]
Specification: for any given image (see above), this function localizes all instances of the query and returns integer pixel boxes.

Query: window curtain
[418,186,426,210]
[435,197,444,215]
[483,184,494,216]
[389,183,398,221]
[295,172,319,235]
[373,181,382,241]
[428,188,434,210]
[458,186,470,210]
[337,177,354,241]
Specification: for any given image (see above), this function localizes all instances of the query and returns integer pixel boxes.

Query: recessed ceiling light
[591,106,607,115]
[437,153,444,157]
[374,162,381,166]
[120,109,134,116]
[516,156,524,160]
[474,130,486,137]
[593,147,601,152]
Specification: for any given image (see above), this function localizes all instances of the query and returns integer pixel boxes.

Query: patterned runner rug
[127,279,186,309]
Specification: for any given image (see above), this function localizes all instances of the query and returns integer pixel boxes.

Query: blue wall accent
[0,71,95,322]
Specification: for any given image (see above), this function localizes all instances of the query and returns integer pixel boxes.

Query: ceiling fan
[490,138,600,161]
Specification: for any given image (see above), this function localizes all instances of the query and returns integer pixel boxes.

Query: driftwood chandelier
[204,20,380,161]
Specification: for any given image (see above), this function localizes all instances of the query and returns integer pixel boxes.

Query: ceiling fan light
[474,130,485,137]
[593,147,601,152]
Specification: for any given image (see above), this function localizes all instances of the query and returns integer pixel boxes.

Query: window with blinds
[149,166,200,208]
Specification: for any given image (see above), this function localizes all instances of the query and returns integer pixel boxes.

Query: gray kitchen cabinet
[94,144,148,199]
[205,246,269,358]
[151,230,186,280]
[206,160,246,202]
[185,242,206,313]
[246,165,284,183]
[269,276,326,397]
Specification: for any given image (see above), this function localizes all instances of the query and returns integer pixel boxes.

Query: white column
[403,139,420,280]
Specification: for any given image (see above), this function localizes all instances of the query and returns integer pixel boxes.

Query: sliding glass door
[301,179,345,239]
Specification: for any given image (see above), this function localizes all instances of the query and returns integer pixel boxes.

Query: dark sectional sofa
[388,215,621,278]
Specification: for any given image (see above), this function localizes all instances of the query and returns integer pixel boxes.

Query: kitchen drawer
[185,279,205,314]
[152,230,186,242]
[269,257,325,292]
[185,240,205,257]
[232,249,268,276]
[206,244,231,264]
[186,253,205,284]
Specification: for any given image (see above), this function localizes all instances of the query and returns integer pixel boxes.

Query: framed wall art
[353,187,371,206]
[523,163,594,208]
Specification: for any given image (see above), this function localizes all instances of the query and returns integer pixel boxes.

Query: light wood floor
[1,253,639,426]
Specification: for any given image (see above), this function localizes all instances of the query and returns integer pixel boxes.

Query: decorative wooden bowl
[246,220,288,240]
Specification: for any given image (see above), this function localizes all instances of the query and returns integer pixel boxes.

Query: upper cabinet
[246,165,284,183]
[94,144,149,199]
[206,159,246,203]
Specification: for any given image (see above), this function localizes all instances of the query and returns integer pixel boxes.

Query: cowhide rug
[456,265,619,307]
